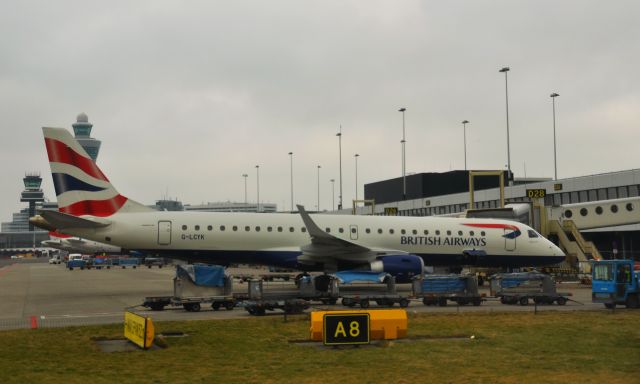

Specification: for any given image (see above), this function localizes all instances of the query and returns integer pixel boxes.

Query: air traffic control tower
[72,113,101,161]
[20,173,45,231]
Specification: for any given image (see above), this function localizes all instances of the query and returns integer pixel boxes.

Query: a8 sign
[323,313,370,345]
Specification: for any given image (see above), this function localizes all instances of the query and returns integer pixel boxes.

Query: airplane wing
[297,205,390,263]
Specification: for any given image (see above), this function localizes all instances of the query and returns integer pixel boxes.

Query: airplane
[30,127,565,282]
[41,231,122,255]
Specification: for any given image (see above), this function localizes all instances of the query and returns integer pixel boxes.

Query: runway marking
[0,265,15,278]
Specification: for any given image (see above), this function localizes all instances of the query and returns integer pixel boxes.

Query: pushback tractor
[592,259,640,309]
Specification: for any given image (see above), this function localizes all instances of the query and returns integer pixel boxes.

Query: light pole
[242,173,248,205]
[288,152,294,212]
[462,120,469,171]
[255,165,260,212]
[354,154,360,201]
[316,165,321,211]
[550,93,560,180]
[499,67,511,183]
[336,126,343,210]
[330,179,335,211]
[398,108,407,199]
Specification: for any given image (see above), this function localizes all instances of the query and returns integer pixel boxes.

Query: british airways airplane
[30,127,565,282]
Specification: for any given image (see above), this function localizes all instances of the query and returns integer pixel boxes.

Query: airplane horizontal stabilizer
[39,210,111,229]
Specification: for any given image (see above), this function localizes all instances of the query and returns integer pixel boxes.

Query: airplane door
[349,225,359,240]
[504,229,516,251]
[158,221,171,245]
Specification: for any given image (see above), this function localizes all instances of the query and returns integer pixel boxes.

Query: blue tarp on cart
[176,264,226,287]
[333,271,388,284]
[421,275,467,293]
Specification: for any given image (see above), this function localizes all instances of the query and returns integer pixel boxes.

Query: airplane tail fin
[43,127,153,217]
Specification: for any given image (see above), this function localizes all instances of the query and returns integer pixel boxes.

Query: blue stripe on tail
[52,173,106,196]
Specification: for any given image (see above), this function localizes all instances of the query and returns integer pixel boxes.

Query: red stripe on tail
[59,194,128,217]
[45,138,109,182]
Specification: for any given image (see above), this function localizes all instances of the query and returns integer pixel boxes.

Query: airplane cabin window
[195,225,200,231]
[277,226,283,232]
[435,230,440,235]
[289,227,294,232]
[245,226,250,231]
[446,231,451,236]
[481,231,486,236]
[207,225,213,231]
[301,228,307,233]
[326,228,331,233]
[424,230,429,235]
[528,230,539,238]
[377,229,383,234]
[366,228,371,234]
[401,229,406,235]
[338,228,344,233]
[267,226,273,232]
[389,229,395,234]
[458,231,463,236]
[351,228,356,234]
[469,231,475,236]
[220,225,225,231]
[182,225,187,231]
[412,229,417,235]
[255,226,260,232]
[233,226,238,231]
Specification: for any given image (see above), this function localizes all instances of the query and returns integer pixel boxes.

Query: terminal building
[184,202,277,213]
[362,169,640,262]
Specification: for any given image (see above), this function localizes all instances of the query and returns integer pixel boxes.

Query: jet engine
[369,254,424,283]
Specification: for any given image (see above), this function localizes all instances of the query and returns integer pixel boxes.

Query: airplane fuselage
[61,211,565,269]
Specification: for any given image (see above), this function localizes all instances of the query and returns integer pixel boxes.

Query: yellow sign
[526,189,546,199]
[124,311,155,349]
[384,207,398,216]
[323,313,370,345]
[310,309,407,342]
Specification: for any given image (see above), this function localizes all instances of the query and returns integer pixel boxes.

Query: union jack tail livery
[43,127,152,217]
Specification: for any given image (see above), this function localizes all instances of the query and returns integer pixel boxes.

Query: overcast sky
[1,0,639,221]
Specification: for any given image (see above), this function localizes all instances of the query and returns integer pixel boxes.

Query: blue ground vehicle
[592,259,639,309]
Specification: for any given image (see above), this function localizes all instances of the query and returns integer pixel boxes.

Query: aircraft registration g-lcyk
[31,127,565,282]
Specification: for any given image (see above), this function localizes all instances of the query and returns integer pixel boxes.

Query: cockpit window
[528,230,539,238]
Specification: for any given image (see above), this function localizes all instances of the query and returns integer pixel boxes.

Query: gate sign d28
[526,189,546,199]
[323,313,370,345]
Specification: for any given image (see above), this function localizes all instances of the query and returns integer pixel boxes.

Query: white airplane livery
[31,127,565,282]
[42,231,122,255]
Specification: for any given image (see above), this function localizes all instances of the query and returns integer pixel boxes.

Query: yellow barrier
[124,311,155,349]
[310,309,407,342]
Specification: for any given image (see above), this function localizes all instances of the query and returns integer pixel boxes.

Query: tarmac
[0,258,609,331]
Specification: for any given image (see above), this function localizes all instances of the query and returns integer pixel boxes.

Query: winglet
[297,204,333,243]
